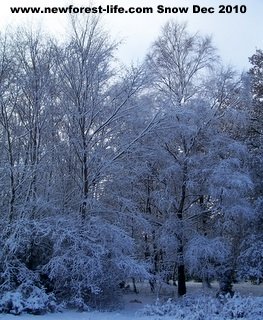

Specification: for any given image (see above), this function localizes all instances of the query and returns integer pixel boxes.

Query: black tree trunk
[178,264,186,296]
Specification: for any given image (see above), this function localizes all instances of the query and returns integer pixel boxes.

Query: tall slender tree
[143,21,252,296]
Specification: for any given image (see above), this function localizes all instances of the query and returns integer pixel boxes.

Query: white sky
[1,0,262,70]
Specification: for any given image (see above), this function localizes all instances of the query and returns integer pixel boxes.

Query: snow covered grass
[1,282,263,319]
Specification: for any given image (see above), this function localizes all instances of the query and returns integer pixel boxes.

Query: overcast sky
[1,0,262,70]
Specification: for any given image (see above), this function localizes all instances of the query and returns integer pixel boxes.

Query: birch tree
[144,21,252,296]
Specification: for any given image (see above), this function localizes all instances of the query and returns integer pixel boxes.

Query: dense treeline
[0,17,262,314]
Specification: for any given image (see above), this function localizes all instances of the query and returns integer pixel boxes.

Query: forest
[0,16,262,315]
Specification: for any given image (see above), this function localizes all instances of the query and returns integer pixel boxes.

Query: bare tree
[146,21,217,105]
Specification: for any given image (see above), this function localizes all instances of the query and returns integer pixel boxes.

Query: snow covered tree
[0,20,149,312]
[236,50,263,285]
[0,18,259,313]
[143,21,252,296]
[0,28,60,314]
[238,234,263,284]
[185,236,231,285]
[0,31,19,223]
[247,49,263,200]
[145,21,215,296]
[54,16,146,219]
[146,21,217,105]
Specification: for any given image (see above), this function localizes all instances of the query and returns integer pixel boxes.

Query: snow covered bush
[0,219,49,289]
[42,215,148,310]
[0,212,148,313]
[0,218,57,315]
[140,294,263,319]
[0,284,56,315]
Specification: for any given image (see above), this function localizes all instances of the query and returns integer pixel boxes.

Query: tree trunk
[177,160,187,296]
[218,268,234,297]
[177,242,186,296]
[178,264,186,296]
[202,277,212,289]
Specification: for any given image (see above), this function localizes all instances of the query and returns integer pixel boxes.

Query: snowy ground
[1,281,263,320]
